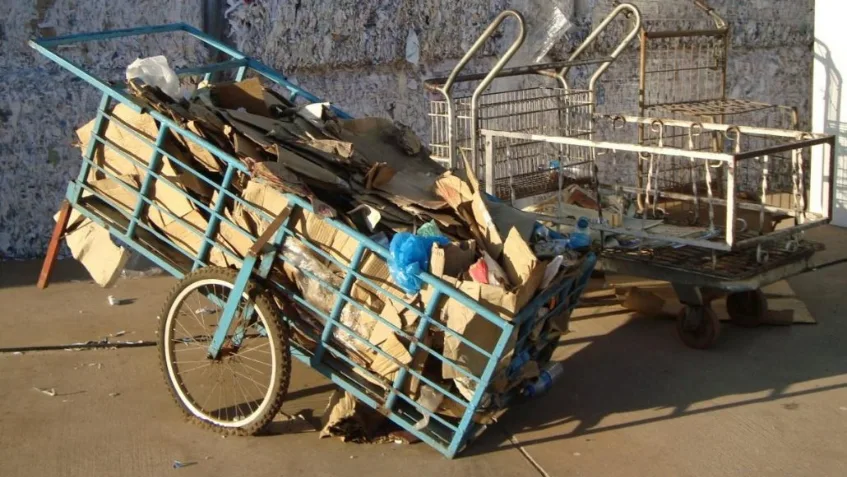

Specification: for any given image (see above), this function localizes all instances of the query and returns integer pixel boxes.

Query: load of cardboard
[61,73,592,440]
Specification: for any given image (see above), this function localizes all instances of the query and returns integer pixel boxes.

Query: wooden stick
[37,200,72,290]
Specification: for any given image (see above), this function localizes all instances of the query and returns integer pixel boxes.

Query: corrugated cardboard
[60,208,130,288]
[184,121,224,173]
[88,175,141,213]
[274,144,347,187]
[440,279,519,381]
[238,179,399,308]
[430,240,476,278]
[76,103,208,197]
[146,178,209,259]
[210,78,269,116]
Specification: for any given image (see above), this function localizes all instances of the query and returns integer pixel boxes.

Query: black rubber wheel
[157,267,291,436]
[676,305,721,350]
[726,290,768,328]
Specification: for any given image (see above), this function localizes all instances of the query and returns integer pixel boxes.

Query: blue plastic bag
[389,233,450,294]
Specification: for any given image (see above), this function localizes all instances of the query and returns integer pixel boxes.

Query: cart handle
[691,0,728,30]
[559,3,642,93]
[29,23,352,119]
[426,10,526,170]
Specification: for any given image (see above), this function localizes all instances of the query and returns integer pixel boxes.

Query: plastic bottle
[522,361,565,397]
[566,216,591,250]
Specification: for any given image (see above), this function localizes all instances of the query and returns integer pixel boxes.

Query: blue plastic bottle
[566,216,591,250]
[523,361,565,398]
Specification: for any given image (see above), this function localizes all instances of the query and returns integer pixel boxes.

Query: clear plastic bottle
[566,216,591,250]
[522,361,565,397]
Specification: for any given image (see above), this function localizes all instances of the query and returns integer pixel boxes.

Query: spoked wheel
[726,289,768,328]
[676,305,721,350]
[157,267,291,435]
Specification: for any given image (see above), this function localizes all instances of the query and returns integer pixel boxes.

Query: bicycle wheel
[157,267,291,435]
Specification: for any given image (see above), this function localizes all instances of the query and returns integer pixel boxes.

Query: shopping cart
[480,115,835,349]
[31,23,596,458]
[425,3,643,207]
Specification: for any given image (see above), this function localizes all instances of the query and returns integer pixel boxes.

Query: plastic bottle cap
[577,217,590,229]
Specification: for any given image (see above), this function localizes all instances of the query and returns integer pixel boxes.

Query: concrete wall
[0,0,814,258]
[811,0,846,226]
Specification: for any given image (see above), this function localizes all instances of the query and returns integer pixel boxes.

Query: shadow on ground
[463,226,847,458]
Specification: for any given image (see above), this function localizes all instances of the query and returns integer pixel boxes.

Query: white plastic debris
[541,255,564,289]
[126,56,182,101]
[405,29,420,65]
[413,385,444,430]
[33,387,56,397]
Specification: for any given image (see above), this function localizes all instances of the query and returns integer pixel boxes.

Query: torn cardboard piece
[320,389,384,443]
[60,208,130,288]
[209,78,270,116]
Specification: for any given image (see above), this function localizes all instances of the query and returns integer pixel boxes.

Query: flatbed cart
[30,21,596,458]
[479,115,836,349]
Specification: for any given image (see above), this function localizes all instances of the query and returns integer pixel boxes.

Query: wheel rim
[677,306,719,349]
[163,278,277,428]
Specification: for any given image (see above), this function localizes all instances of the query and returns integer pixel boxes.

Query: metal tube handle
[559,3,642,92]
[468,11,527,174]
[431,10,526,170]
[691,0,727,29]
[438,10,526,96]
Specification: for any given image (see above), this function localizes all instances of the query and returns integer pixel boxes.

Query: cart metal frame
[32,22,596,458]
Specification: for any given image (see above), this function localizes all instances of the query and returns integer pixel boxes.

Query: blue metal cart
[31,24,596,458]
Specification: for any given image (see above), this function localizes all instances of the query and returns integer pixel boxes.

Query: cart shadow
[463,250,847,457]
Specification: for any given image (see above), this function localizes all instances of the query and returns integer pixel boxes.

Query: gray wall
[0,0,813,258]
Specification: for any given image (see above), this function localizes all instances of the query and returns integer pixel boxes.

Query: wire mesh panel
[430,86,594,200]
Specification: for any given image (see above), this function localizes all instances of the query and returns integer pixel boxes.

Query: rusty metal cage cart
[630,0,803,212]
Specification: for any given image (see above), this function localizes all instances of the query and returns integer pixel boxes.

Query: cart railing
[30,23,352,120]
[481,116,836,252]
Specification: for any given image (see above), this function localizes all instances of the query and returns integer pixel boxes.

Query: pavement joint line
[502,429,552,477]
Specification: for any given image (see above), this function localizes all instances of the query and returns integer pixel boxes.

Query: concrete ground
[1,226,847,477]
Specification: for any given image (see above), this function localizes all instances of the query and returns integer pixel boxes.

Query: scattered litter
[109,392,121,398]
[573,452,581,457]
[112,330,126,337]
[12,351,22,356]
[194,307,217,315]
[107,295,120,306]
[33,387,56,397]
[172,460,197,469]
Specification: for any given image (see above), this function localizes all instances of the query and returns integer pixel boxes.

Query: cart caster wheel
[726,290,768,328]
[158,267,291,436]
[676,305,721,350]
